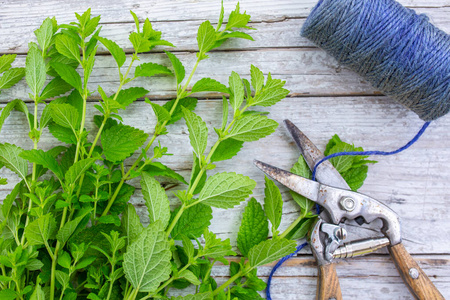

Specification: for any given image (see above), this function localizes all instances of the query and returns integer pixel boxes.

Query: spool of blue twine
[301,0,450,121]
[266,0,449,298]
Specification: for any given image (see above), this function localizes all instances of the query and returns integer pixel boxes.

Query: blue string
[266,121,430,299]
[311,121,431,181]
[266,242,308,300]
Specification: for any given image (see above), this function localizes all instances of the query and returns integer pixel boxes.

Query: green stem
[212,270,244,296]
[20,101,39,245]
[102,57,202,217]
[105,264,115,300]
[279,210,307,239]
[166,139,221,236]
[165,203,186,237]
[49,205,69,300]
[76,57,136,197]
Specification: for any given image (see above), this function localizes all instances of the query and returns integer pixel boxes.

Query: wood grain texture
[1,0,450,298]
[316,264,342,300]
[389,243,445,299]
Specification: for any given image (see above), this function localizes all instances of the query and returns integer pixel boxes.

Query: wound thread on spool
[301,0,450,121]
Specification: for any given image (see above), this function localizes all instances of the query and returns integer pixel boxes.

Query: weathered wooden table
[1,0,449,298]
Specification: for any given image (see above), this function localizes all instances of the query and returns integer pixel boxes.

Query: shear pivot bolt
[409,268,419,279]
[340,197,356,212]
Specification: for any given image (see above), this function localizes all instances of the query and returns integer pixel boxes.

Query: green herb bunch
[0,3,298,300]
[0,3,376,300]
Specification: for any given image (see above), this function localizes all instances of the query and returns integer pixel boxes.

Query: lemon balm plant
[0,3,305,299]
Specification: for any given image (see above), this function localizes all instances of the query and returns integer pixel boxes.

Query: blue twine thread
[301,0,450,121]
[312,121,431,180]
[266,242,308,300]
[266,122,430,299]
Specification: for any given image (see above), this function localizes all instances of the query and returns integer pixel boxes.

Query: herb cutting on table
[0,0,448,299]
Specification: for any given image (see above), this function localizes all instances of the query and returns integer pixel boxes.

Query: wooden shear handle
[316,263,342,300]
[389,243,444,300]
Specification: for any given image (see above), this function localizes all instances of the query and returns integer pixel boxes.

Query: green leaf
[217,31,254,41]
[189,154,206,195]
[50,62,82,92]
[55,270,70,289]
[342,165,369,191]
[0,54,16,73]
[181,236,195,260]
[40,77,73,100]
[225,3,252,30]
[289,217,317,240]
[290,155,314,212]
[252,86,289,107]
[129,32,152,53]
[141,172,170,228]
[221,96,228,131]
[237,198,268,256]
[97,37,126,68]
[250,65,264,93]
[101,124,148,163]
[85,15,101,37]
[115,87,149,108]
[0,99,31,134]
[264,176,283,232]
[55,34,80,62]
[123,221,171,292]
[97,215,121,226]
[141,161,187,184]
[163,97,197,125]
[164,51,185,85]
[170,293,212,300]
[0,143,28,183]
[57,251,71,269]
[228,71,244,111]
[198,172,255,208]
[178,270,201,285]
[210,139,244,162]
[24,214,57,246]
[48,123,77,144]
[26,46,46,96]
[49,103,79,134]
[328,143,355,173]
[191,78,229,94]
[0,289,16,300]
[26,259,44,271]
[135,62,172,78]
[197,21,216,56]
[248,238,297,268]
[122,203,144,245]
[228,115,278,142]
[146,99,171,123]
[19,149,63,179]
[65,158,96,186]
[30,283,45,300]
[0,68,25,90]
[182,107,208,158]
[171,204,212,240]
[56,209,91,244]
[35,18,54,51]
[75,256,97,270]
[202,230,235,259]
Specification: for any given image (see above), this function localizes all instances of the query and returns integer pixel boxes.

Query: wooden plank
[1,8,449,54]
[0,49,380,101]
[0,0,447,28]
[170,255,450,299]
[0,97,449,255]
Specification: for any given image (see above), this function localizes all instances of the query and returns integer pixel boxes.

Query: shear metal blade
[254,160,320,203]
[284,119,350,190]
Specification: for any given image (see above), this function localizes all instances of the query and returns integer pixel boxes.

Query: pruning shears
[254,120,444,300]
